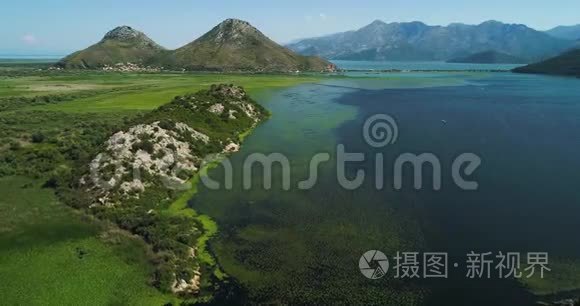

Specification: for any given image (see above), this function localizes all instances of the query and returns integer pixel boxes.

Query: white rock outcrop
[83,121,209,206]
[208,103,225,114]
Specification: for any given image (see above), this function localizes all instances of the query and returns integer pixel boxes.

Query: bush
[132,140,155,154]
[158,119,175,131]
[31,132,45,143]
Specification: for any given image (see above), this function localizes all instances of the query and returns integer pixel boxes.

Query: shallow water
[192,72,580,305]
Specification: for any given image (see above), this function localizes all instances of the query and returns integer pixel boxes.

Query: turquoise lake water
[192,71,580,305]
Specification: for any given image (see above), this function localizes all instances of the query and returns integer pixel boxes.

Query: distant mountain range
[288,20,577,62]
[447,50,526,64]
[55,18,580,75]
[58,19,335,72]
[545,25,580,41]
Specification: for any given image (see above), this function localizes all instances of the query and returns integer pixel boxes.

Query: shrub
[158,120,175,131]
[132,140,155,154]
[31,132,45,143]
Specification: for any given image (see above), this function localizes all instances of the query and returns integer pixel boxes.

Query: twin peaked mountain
[58,19,335,72]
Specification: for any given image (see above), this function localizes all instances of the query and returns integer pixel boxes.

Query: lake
[191,70,580,305]
[332,60,525,71]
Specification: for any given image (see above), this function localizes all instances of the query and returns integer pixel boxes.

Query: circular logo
[363,114,398,148]
[359,250,389,279]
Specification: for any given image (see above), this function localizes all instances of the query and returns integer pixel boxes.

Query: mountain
[288,20,434,61]
[57,26,165,68]
[447,50,527,64]
[156,19,334,72]
[513,49,580,76]
[59,20,334,72]
[546,25,580,40]
[288,20,575,62]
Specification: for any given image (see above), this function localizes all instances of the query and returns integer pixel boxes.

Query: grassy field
[4,72,323,112]
[0,176,177,305]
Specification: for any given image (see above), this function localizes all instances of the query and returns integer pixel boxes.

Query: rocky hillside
[84,121,209,206]
[79,84,267,297]
[157,19,335,72]
[84,83,266,207]
[447,50,527,64]
[513,48,580,76]
[57,26,166,69]
[288,20,575,62]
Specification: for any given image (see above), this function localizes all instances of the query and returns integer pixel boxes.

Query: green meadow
[0,176,177,305]
[12,73,323,112]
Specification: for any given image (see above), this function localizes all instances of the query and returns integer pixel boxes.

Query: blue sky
[2,0,580,55]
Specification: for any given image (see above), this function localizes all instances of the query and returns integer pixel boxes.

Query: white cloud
[305,13,329,22]
[21,34,38,45]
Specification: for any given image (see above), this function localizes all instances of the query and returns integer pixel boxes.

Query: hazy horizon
[2,0,580,56]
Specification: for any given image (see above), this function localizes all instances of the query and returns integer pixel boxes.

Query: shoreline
[336,68,515,73]
[164,119,265,301]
